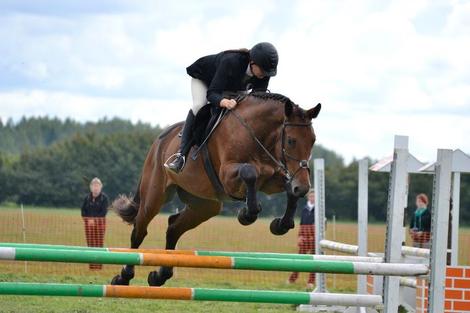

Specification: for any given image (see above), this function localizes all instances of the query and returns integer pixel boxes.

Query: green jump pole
[0,282,383,307]
[0,242,383,263]
[0,246,428,276]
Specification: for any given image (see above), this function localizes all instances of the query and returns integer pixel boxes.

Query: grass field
[1,206,469,312]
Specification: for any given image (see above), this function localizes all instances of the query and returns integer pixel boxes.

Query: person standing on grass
[81,177,109,270]
[288,189,316,290]
[409,193,431,248]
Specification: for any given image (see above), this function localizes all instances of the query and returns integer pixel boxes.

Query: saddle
[171,92,246,200]
[192,105,225,149]
[189,92,246,200]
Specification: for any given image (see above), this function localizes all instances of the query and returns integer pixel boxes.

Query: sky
[0,0,469,163]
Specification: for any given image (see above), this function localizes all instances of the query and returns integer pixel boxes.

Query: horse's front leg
[270,192,298,235]
[220,163,261,226]
[236,163,262,225]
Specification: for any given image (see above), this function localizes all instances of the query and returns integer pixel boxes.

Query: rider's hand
[220,99,237,110]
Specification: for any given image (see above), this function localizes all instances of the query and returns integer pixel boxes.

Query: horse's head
[282,101,321,197]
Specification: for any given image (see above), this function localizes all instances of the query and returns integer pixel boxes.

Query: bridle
[230,110,312,185]
[280,121,312,181]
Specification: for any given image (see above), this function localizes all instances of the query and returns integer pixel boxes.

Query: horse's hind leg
[110,221,147,285]
[111,182,167,285]
[148,191,221,286]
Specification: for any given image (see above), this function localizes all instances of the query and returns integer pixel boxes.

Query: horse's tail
[112,178,141,225]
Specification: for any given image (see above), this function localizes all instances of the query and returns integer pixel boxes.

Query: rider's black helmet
[250,42,279,77]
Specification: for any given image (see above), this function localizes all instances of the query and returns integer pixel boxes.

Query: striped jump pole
[0,282,383,307]
[0,246,428,276]
[0,242,384,263]
[320,239,431,259]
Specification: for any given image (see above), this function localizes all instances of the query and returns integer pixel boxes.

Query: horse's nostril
[292,185,308,197]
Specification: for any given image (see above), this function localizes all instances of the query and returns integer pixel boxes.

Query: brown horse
[111,92,321,286]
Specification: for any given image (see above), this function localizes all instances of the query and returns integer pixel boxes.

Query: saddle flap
[201,144,226,199]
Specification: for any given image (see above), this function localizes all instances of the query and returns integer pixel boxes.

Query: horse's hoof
[270,218,294,236]
[148,268,173,287]
[237,207,258,226]
[111,266,134,285]
[111,275,130,285]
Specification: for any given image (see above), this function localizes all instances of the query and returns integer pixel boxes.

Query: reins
[230,108,311,183]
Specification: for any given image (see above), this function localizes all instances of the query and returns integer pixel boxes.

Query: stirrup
[164,153,186,170]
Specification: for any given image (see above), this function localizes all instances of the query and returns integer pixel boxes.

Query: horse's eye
[287,137,296,147]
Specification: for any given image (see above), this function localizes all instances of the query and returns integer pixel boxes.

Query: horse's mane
[248,92,306,119]
[249,92,294,106]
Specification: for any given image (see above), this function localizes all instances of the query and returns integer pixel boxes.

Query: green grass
[1,205,469,312]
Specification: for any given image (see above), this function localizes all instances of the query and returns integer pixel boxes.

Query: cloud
[0,89,188,126]
[0,0,469,162]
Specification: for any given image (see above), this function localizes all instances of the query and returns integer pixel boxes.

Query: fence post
[428,149,453,312]
[314,158,326,293]
[383,136,409,313]
[357,158,368,299]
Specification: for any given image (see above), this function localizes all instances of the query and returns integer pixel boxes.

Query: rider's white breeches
[191,78,208,115]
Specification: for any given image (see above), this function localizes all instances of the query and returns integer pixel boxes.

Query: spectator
[81,177,109,270]
[288,189,316,289]
[409,193,431,248]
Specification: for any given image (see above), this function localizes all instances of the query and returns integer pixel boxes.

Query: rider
[165,42,279,174]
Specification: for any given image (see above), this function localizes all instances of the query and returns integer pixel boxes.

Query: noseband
[231,110,311,185]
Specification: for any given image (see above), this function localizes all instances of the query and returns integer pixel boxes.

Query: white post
[450,172,460,266]
[357,158,369,300]
[428,149,453,312]
[314,158,327,293]
[383,136,409,313]
[20,204,27,273]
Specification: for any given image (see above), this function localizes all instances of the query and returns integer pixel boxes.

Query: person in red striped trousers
[81,177,109,270]
[288,189,316,290]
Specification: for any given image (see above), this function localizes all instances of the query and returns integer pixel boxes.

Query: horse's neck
[238,101,284,148]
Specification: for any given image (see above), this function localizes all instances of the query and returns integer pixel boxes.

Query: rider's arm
[206,56,235,106]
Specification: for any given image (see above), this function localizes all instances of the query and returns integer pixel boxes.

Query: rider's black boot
[165,110,196,174]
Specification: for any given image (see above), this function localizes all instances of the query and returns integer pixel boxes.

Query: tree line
[0,117,468,223]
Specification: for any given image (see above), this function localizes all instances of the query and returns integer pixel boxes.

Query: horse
[110,92,321,286]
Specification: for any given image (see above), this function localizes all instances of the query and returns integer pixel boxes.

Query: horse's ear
[307,103,321,120]
[285,102,293,117]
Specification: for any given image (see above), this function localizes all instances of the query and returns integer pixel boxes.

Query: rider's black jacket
[186,50,270,106]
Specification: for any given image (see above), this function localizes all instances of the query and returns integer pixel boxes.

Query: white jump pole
[383,135,409,313]
[320,239,430,261]
[428,149,453,312]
